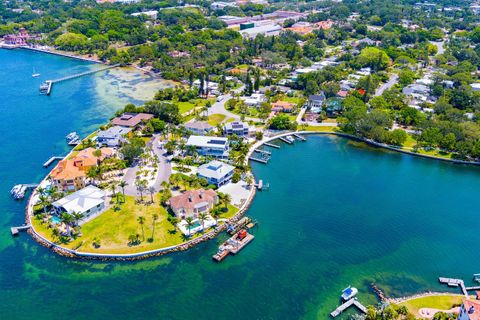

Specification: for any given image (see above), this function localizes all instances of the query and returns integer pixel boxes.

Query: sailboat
[32,67,40,78]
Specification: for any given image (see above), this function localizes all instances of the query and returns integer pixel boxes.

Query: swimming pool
[50,216,62,225]
[188,220,201,230]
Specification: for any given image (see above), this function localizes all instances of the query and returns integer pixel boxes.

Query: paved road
[123,135,171,196]
[375,73,399,97]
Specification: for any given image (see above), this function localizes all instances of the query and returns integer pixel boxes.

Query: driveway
[123,135,171,196]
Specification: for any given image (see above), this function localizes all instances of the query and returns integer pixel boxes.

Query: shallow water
[1,50,480,320]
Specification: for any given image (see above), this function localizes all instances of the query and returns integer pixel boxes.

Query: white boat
[341,286,358,301]
[286,135,295,143]
[32,68,40,77]
[66,132,79,141]
[10,184,27,200]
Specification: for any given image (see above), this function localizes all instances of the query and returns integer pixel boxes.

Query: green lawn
[208,114,227,126]
[68,194,184,254]
[282,96,300,104]
[299,126,338,133]
[399,294,465,317]
[219,204,239,219]
[178,101,197,114]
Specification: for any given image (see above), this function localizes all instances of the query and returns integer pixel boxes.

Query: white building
[197,160,235,187]
[224,121,252,136]
[243,93,265,107]
[186,135,229,158]
[52,185,106,221]
[131,10,158,19]
[96,126,132,147]
[471,83,480,91]
[240,24,283,39]
[184,121,214,135]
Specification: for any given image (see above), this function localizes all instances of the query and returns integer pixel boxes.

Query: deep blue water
[1,49,480,320]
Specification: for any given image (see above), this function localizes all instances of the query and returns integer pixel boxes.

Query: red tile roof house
[110,113,153,128]
[271,101,295,113]
[169,189,218,220]
[459,299,480,320]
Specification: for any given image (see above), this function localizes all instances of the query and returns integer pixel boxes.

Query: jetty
[330,299,367,318]
[279,136,293,144]
[41,64,120,94]
[438,277,468,297]
[264,142,280,149]
[249,156,268,164]
[43,156,63,167]
[11,224,31,236]
[255,179,269,190]
[293,133,306,141]
[10,184,38,200]
[254,149,272,156]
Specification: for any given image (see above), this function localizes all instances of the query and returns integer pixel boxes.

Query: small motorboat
[341,286,358,301]
[32,67,40,78]
[286,135,295,143]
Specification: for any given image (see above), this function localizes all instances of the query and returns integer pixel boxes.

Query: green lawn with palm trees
[62,194,186,254]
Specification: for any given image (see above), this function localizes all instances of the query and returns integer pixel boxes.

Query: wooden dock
[249,156,268,164]
[264,142,280,149]
[330,299,367,318]
[230,233,254,254]
[439,277,468,297]
[43,156,63,167]
[293,133,306,141]
[212,231,254,262]
[254,149,272,156]
[279,136,293,144]
[11,224,31,236]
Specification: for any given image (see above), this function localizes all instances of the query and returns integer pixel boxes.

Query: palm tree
[38,195,50,214]
[109,182,117,197]
[185,216,194,237]
[161,180,170,191]
[61,212,75,236]
[52,228,60,242]
[211,207,221,223]
[72,211,84,226]
[219,193,232,211]
[128,234,137,245]
[118,181,128,198]
[151,213,159,240]
[148,186,156,203]
[137,216,146,241]
[198,212,208,231]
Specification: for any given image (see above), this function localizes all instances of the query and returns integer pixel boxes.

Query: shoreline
[19,46,104,64]
[25,130,480,261]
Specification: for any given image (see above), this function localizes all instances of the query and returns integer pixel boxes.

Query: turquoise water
[1,49,480,319]
[50,216,61,225]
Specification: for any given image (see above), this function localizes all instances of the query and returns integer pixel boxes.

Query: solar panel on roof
[209,140,226,145]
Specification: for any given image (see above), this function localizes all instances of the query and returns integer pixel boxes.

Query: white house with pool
[52,185,106,223]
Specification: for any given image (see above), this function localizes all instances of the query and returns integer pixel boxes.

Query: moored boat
[341,286,358,301]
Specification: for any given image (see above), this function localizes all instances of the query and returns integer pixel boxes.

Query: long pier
[43,156,63,167]
[41,64,120,95]
[330,299,367,318]
[51,64,120,84]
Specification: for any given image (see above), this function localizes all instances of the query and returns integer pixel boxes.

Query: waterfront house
[223,121,251,136]
[459,299,480,320]
[197,160,235,187]
[97,126,132,147]
[110,113,153,128]
[186,135,229,158]
[271,101,295,113]
[50,147,113,192]
[169,189,218,219]
[184,121,214,135]
[52,185,106,220]
[325,98,343,117]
